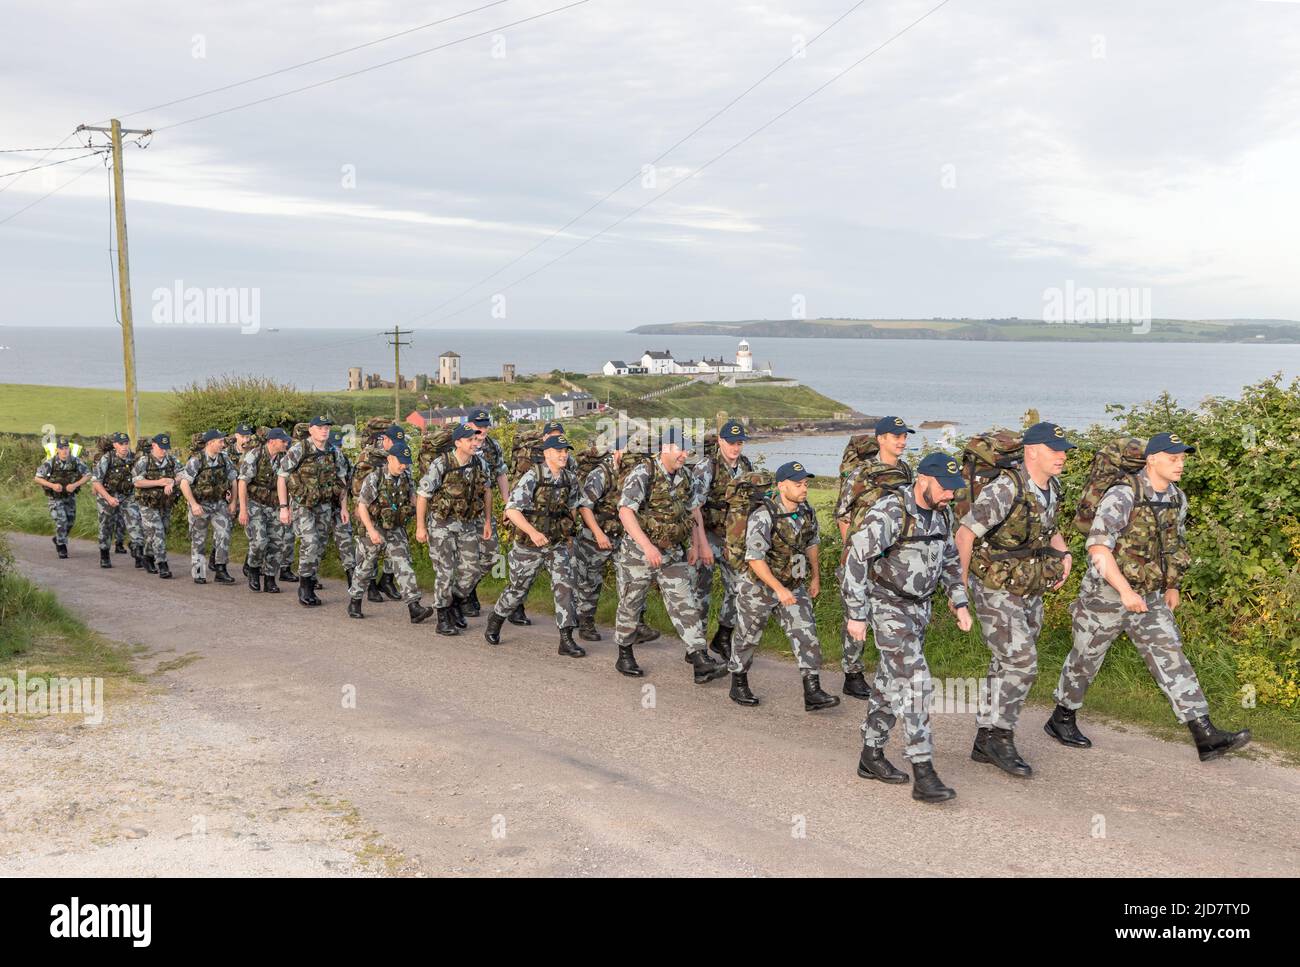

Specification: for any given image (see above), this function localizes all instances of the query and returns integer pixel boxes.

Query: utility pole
[386,326,413,421]
[78,119,152,444]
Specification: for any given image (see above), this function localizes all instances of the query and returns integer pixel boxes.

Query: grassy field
[0,385,176,438]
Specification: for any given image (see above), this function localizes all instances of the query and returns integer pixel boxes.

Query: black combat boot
[378,571,401,601]
[632,620,660,644]
[842,671,872,700]
[689,649,729,685]
[483,612,505,644]
[366,579,384,603]
[615,645,644,677]
[802,673,841,711]
[262,573,280,594]
[857,745,909,783]
[298,581,320,607]
[347,596,364,619]
[449,596,468,629]
[131,544,145,569]
[972,726,1032,777]
[99,548,112,568]
[462,582,482,617]
[194,569,207,585]
[577,613,602,642]
[208,549,217,572]
[55,540,68,559]
[114,539,126,555]
[708,624,733,662]
[558,627,586,658]
[729,672,759,706]
[242,560,250,578]
[345,569,354,593]
[911,761,956,803]
[435,607,459,637]
[1043,704,1092,748]
[144,554,158,574]
[279,565,299,583]
[157,561,172,579]
[247,566,262,592]
[408,601,434,624]
[312,577,325,591]
[213,563,236,585]
[508,603,531,626]
[1187,716,1252,762]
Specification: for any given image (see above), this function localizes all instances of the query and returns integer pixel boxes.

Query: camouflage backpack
[417,425,456,480]
[838,433,881,480]
[721,471,777,571]
[510,426,545,480]
[839,460,913,562]
[584,449,653,538]
[291,422,311,442]
[1072,436,1147,535]
[574,443,606,481]
[953,429,1023,518]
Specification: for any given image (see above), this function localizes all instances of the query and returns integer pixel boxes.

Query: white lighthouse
[736,339,753,373]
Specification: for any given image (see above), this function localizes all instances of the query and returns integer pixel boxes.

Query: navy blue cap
[1145,432,1195,456]
[718,419,749,442]
[659,426,689,449]
[451,423,478,442]
[468,408,491,426]
[199,428,224,444]
[1023,421,1076,451]
[152,433,171,448]
[875,416,916,436]
[109,432,130,444]
[543,435,574,451]
[917,452,965,490]
[391,443,413,466]
[55,436,71,448]
[542,420,564,435]
[265,428,290,443]
[327,429,344,447]
[309,416,333,427]
[233,423,255,436]
[380,425,406,442]
[775,461,814,483]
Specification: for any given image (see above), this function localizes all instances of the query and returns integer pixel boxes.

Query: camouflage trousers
[139,503,172,564]
[730,576,823,674]
[493,539,577,629]
[245,502,291,572]
[860,595,936,763]
[291,502,336,579]
[836,563,873,674]
[187,499,233,571]
[330,504,356,571]
[95,496,142,551]
[572,531,618,616]
[427,517,488,608]
[476,514,502,587]
[1056,577,1209,723]
[47,494,78,546]
[691,528,743,628]
[349,528,421,604]
[615,540,706,652]
[970,574,1044,731]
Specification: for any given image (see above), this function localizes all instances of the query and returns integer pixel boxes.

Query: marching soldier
[34,436,91,559]
[347,443,434,624]
[955,421,1074,778]
[833,416,915,700]
[322,427,358,591]
[238,427,293,593]
[843,453,972,804]
[1049,432,1250,761]
[132,433,179,579]
[178,429,239,585]
[484,435,585,657]
[573,436,659,645]
[363,424,410,603]
[90,432,143,568]
[415,423,493,636]
[612,429,728,683]
[219,423,261,576]
[466,408,509,618]
[728,461,840,711]
[690,419,752,662]
[278,417,351,607]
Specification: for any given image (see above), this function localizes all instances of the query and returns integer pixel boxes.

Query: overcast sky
[2,0,1298,331]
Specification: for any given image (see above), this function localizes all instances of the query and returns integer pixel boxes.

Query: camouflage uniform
[329,446,357,572]
[572,456,621,617]
[92,451,143,551]
[349,467,423,604]
[842,489,968,762]
[239,446,292,572]
[36,453,91,547]
[962,470,1065,730]
[177,451,237,571]
[133,452,180,565]
[417,450,492,609]
[492,463,581,629]
[476,434,508,582]
[730,499,823,674]
[278,440,350,581]
[1055,469,1208,722]
[690,449,752,627]
[614,459,707,652]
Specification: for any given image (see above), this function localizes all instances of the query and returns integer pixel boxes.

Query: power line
[404,0,874,326]
[0,157,106,226]
[0,145,101,154]
[0,150,110,180]
[113,0,517,122]
[153,0,591,132]
[0,130,78,195]
[427,0,955,326]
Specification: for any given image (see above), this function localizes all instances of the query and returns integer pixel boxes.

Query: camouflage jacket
[692,449,752,533]
[843,487,967,615]
[239,446,285,508]
[479,434,508,481]
[962,467,1067,596]
[621,458,694,550]
[93,451,136,499]
[1086,469,1189,595]
[579,455,621,539]
[132,453,180,509]
[178,451,237,503]
[359,468,414,531]
[507,463,580,542]
[36,455,90,489]
[417,451,491,523]
[744,498,819,587]
[278,441,348,507]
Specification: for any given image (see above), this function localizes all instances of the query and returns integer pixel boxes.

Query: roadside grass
[0,384,176,438]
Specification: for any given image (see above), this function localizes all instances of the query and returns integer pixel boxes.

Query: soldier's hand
[846,619,867,642]
[107,496,120,508]
[278,507,290,525]
[190,502,205,517]
[163,482,174,495]
[777,586,796,607]
[809,575,820,600]
[529,531,549,548]
[482,521,492,541]
[228,501,238,516]
[1121,589,1148,613]
[238,510,249,526]
[415,527,428,544]
[595,530,611,551]
[1164,588,1180,611]
[642,543,663,569]
[954,606,973,632]
[51,483,63,493]
[699,540,715,567]
[686,544,699,567]
[368,528,384,546]
[340,507,350,525]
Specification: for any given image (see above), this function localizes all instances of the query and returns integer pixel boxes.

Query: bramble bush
[171,377,314,440]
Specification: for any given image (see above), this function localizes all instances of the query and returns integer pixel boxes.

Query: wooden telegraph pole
[387,327,413,421]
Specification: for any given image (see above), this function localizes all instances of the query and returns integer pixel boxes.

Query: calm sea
[4,326,1298,475]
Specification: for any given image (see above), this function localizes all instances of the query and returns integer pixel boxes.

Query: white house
[640,350,675,375]
[604,341,765,377]
[437,351,461,386]
[545,391,597,419]
[602,359,648,376]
